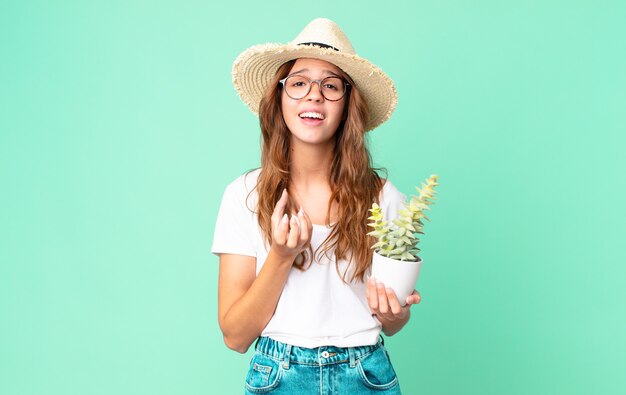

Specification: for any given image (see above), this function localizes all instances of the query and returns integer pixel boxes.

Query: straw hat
[232,18,397,132]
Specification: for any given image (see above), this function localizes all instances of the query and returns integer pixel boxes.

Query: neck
[289,139,334,188]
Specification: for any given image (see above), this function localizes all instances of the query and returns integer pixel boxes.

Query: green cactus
[368,175,439,261]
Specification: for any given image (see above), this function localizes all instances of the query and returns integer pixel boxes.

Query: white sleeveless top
[211,169,406,348]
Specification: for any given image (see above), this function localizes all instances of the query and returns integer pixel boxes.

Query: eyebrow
[290,68,340,77]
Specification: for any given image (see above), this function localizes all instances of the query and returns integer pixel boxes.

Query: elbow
[223,334,252,354]
[218,312,258,353]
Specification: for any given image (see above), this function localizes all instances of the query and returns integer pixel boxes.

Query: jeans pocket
[356,346,399,390]
[245,352,283,393]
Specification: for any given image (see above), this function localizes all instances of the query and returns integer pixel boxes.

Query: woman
[212,18,421,394]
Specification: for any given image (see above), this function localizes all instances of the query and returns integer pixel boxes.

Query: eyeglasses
[279,74,350,101]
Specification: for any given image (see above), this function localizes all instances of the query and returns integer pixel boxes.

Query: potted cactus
[368,175,439,305]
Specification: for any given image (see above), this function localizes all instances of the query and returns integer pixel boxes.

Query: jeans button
[321,351,330,358]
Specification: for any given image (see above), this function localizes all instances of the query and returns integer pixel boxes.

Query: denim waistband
[254,336,384,369]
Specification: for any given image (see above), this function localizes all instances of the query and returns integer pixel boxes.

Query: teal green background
[2,0,625,394]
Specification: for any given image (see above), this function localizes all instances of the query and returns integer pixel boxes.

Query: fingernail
[282,213,288,224]
[298,206,304,216]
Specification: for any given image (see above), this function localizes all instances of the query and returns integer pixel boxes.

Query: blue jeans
[244,336,402,394]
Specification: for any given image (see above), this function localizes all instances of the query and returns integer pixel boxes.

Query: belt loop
[282,344,292,370]
[349,347,356,368]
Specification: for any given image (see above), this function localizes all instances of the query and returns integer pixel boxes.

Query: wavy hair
[251,59,385,283]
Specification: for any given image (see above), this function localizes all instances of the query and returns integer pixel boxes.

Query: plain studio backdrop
[1,1,625,394]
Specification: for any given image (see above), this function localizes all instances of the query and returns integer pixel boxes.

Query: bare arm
[218,250,293,353]
[217,190,313,353]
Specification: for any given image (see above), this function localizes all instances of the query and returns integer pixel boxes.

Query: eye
[287,76,309,88]
[323,78,342,91]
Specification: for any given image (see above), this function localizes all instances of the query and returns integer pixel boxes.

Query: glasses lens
[283,76,347,101]
[320,77,346,101]
[284,75,310,99]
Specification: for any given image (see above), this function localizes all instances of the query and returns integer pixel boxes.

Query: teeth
[299,112,325,120]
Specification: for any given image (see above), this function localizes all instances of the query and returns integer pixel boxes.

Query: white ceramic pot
[371,252,422,306]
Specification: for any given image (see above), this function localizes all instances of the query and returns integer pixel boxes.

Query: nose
[306,80,324,102]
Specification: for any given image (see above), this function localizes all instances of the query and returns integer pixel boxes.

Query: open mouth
[298,111,325,120]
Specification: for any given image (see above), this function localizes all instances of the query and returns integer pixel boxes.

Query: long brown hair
[252,59,385,283]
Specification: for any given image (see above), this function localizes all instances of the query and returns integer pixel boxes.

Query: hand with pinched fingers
[270,189,313,260]
[366,276,421,322]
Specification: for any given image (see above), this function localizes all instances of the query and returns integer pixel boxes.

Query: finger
[367,276,378,311]
[271,189,288,225]
[376,281,389,315]
[286,215,300,248]
[274,213,289,244]
[293,210,302,229]
[386,288,403,314]
[297,207,310,246]
[406,290,421,305]
[299,207,313,241]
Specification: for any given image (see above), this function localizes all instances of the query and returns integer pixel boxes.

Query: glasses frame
[278,74,351,102]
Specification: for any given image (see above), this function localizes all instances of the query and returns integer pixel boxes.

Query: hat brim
[232,43,397,132]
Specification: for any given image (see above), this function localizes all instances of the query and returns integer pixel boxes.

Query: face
[280,58,347,148]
